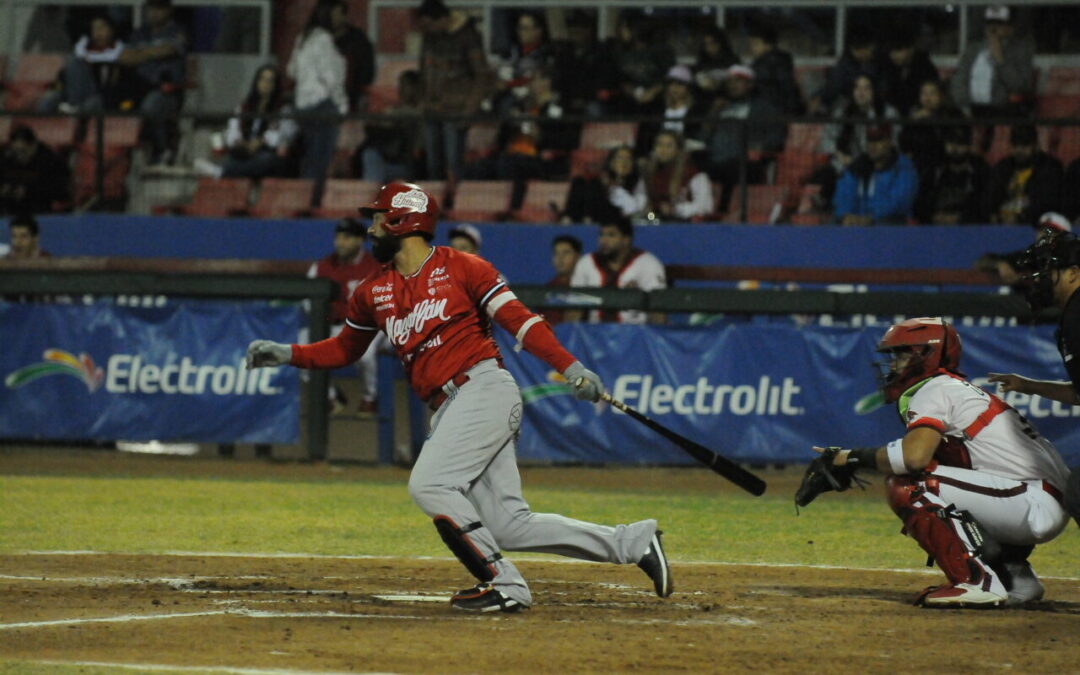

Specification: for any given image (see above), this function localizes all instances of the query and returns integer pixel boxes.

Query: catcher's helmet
[359,181,439,239]
[1016,230,1080,312]
[876,317,961,403]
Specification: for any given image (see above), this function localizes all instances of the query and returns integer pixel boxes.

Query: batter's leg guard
[433,515,502,583]
[884,475,998,587]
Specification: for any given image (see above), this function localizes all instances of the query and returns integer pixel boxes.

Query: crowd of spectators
[2,1,1080,225]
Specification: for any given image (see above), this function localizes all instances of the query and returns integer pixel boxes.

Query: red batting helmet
[359,181,439,238]
[875,317,962,403]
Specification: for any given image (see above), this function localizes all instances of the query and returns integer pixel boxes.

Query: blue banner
[495,323,1080,466]
[0,300,302,443]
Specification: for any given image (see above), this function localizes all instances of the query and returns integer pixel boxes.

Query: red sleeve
[491,294,576,372]
[344,277,378,332]
[291,324,375,369]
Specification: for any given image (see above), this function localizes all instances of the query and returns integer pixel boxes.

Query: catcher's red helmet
[359,181,439,238]
[876,317,962,403]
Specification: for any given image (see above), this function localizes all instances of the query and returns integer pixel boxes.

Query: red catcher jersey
[345,246,507,400]
[309,251,381,324]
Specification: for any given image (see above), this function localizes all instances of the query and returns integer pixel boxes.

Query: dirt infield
[3,552,1080,674]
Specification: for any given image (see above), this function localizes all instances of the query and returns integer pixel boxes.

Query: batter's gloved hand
[245,340,292,370]
[794,446,867,511]
[562,361,604,402]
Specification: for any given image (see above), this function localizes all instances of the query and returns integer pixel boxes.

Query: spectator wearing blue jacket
[833,123,918,225]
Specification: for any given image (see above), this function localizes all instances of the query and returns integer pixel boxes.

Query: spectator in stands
[493,11,553,116]
[37,15,128,114]
[448,223,482,255]
[744,19,804,116]
[635,65,711,158]
[880,28,940,117]
[194,65,297,180]
[329,0,374,112]
[898,79,965,180]
[951,5,1035,119]
[551,10,615,117]
[544,234,582,325]
[816,74,898,205]
[609,12,674,115]
[988,125,1064,225]
[3,214,50,259]
[0,126,70,215]
[700,65,785,214]
[288,0,348,198]
[354,70,422,182]
[691,24,740,99]
[809,25,886,115]
[1065,159,1080,224]
[118,0,187,165]
[635,130,714,222]
[914,125,991,225]
[308,217,381,416]
[833,123,918,225]
[569,218,666,325]
[417,0,493,182]
[562,145,640,224]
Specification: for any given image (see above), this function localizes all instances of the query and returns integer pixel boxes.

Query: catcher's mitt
[794,447,868,511]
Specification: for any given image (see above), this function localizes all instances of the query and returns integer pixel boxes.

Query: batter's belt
[427,359,505,412]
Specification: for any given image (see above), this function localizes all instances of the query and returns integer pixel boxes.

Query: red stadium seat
[1038,95,1079,119]
[12,116,77,148]
[1044,67,1080,96]
[569,148,608,177]
[73,146,129,204]
[514,181,570,222]
[464,123,499,162]
[316,179,380,218]
[789,184,824,225]
[1055,127,1080,166]
[723,185,790,224]
[3,54,64,110]
[181,178,252,217]
[447,181,513,221]
[579,122,637,150]
[330,119,366,177]
[250,178,315,218]
[82,117,142,148]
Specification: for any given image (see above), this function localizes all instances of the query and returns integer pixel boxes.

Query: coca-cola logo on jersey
[385,298,450,346]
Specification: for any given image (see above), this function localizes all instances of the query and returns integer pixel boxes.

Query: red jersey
[309,250,380,324]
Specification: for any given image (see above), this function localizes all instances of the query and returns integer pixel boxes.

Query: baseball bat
[583,382,767,496]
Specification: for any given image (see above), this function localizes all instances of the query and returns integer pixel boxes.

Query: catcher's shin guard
[885,475,998,586]
[433,515,502,582]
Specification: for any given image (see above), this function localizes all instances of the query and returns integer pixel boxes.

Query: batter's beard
[371,234,401,263]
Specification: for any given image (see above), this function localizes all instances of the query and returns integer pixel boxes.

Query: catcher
[796,318,1072,608]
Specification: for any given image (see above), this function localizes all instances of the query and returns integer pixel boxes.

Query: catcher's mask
[1016,230,1080,313]
[874,318,961,403]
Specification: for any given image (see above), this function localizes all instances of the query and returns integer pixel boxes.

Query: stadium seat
[1055,126,1080,166]
[82,117,142,148]
[418,180,447,205]
[515,181,570,222]
[1044,67,1080,96]
[179,178,253,217]
[3,53,64,110]
[569,147,608,177]
[775,123,828,186]
[250,178,315,218]
[1038,95,1078,119]
[579,122,637,150]
[316,179,380,218]
[790,184,824,225]
[723,185,790,224]
[73,146,129,205]
[12,116,77,148]
[330,119,366,177]
[464,122,499,162]
[447,180,513,221]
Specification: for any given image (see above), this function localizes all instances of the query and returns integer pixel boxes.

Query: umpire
[989,230,1080,524]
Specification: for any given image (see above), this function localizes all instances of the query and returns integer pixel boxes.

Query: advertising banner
[0,300,301,443]
[496,323,1080,466]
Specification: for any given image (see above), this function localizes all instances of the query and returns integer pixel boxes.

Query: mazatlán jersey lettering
[345,247,505,399]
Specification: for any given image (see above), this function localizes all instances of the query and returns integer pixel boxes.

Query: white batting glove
[245,340,292,370]
[562,361,604,402]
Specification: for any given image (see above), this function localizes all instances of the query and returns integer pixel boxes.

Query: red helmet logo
[876,317,962,403]
[359,181,439,238]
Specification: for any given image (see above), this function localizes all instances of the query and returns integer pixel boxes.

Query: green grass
[3,472,1077,576]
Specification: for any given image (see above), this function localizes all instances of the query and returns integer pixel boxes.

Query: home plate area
[2,553,1079,673]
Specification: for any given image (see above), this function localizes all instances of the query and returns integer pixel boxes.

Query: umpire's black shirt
[1056,288,1080,390]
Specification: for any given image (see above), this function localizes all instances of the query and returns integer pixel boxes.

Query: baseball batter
[801,318,1071,608]
[246,181,672,613]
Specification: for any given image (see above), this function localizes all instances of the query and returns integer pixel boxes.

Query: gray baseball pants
[407,359,658,606]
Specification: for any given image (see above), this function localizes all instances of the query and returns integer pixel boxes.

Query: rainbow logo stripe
[520,370,573,404]
[5,349,105,392]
